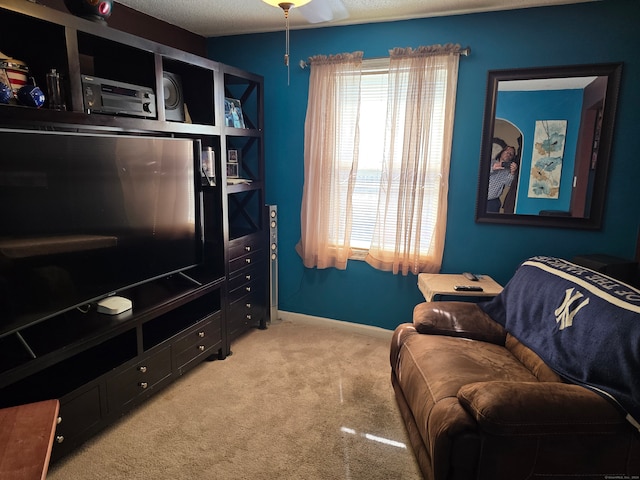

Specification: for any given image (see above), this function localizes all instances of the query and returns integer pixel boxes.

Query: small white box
[97,296,132,315]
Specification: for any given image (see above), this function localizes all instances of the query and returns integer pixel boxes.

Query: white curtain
[296,52,363,269]
[365,45,460,275]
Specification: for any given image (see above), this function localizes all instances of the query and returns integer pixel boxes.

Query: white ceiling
[116,0,597,38]
[499,77,599,91]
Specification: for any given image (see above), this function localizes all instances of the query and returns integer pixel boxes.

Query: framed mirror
[475,63,623,229]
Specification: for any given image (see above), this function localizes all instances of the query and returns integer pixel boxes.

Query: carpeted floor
[47,314,423,479]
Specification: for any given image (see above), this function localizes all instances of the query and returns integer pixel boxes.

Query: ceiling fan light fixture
[262,0,313,84]
[262,0,312,8]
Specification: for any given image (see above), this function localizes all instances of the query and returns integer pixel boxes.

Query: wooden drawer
[228,232,265,261]
[174,316,222,372]
[229,280,267,310]
[228,270,266,304]
[228,304,266,339]
[227,288,267,339]
[229,248,265,275]
[227,259,266,292]
[106,346,172,413]
[52,382,103,459]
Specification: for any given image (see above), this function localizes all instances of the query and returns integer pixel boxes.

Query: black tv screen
[0,129,203,337]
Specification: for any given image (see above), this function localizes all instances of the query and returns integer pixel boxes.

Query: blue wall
[208,0,640,330]
[497,89,583,215]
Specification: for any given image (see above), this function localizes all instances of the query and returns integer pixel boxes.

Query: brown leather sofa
[390,257,640,480]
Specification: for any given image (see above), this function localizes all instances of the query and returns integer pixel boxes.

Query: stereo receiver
[81,75,156,118]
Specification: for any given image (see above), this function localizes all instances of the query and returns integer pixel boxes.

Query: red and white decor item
[0,52,29,99]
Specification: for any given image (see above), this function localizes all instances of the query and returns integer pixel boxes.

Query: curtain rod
[299,46,471,69]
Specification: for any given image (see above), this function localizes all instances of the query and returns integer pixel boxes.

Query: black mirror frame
[475,62,623,229]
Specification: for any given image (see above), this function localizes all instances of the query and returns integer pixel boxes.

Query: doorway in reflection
[491,120,523,214]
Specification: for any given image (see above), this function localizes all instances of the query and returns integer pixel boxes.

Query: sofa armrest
[457,381,629,436]
[390,323,419,369]
[413,302,506,345]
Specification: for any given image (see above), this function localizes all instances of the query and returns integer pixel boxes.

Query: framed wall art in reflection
[528,120,567,199]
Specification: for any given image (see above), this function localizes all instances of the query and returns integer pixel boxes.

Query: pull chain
[282,3,292,85]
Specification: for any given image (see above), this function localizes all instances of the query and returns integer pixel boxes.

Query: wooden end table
[0,399,60,480]
[418,273,503,302]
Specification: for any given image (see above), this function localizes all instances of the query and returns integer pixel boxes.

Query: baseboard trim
[277,311,393,340]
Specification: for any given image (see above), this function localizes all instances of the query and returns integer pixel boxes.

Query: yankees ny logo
[554,288,590,330]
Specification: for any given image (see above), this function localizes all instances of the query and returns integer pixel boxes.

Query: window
[297,47,460,275]
[350,59,388,252]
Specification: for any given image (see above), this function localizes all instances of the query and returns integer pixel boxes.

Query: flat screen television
[0,128,203,338]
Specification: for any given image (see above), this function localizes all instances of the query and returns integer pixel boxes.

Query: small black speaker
[162,72,185,122]
[64,0,113,24]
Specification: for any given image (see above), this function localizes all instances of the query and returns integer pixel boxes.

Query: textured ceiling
[115,0,597,38]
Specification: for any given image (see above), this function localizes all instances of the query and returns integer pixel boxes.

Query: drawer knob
[139,382,148,389]
[198,345,206,352]
[245,246,251,252]
[245,258,251,264]
[246,303,252,308]
[57,416,62,425]
[246,314,252,320]
[245,274,251,281]
[56,435,64,444]
[198,331,205,338]
[245,286,251,292]
[138,366,147,373]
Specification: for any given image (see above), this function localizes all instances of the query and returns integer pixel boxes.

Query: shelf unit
[221,66,269,347]
[0,0,267,461]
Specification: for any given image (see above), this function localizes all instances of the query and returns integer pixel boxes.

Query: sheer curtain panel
[296,52,363,269]
[365,45,460,275]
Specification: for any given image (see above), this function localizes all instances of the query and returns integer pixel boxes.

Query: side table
[418,273,503,302]
[0,399,60,480]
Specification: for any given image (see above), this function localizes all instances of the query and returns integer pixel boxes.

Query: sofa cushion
[392,330,540,450]
[457,381,630,436]
[457,381,640,479]
[504,334,562,382]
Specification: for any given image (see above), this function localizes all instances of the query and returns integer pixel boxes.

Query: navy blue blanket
[481,256,640,430]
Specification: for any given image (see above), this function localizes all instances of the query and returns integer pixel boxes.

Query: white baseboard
[276,311,393,340]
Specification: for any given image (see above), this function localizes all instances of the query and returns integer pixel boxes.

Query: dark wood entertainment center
[0,0,268,462]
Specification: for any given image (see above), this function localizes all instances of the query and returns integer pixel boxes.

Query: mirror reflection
[476,63,623,229]
[491,75,605,217]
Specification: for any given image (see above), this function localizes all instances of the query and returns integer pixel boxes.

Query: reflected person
[487,146,518,213]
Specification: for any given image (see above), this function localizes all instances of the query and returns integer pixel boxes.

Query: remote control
[462,272,479,281]
[454,285,484,292]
